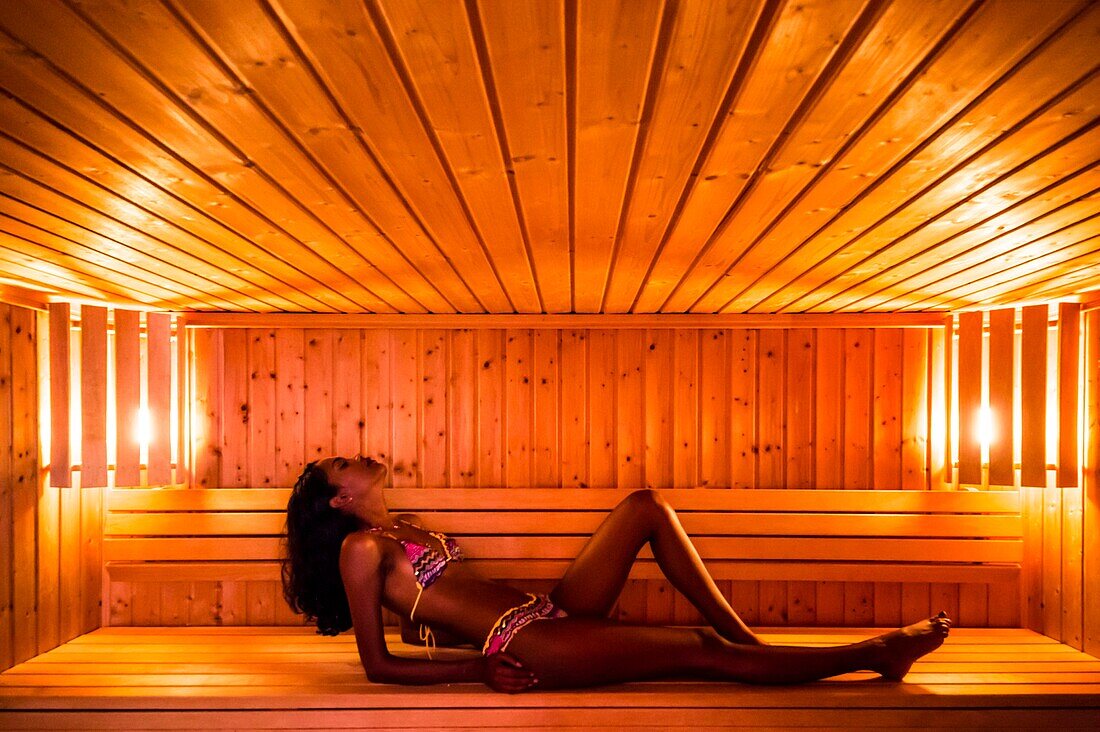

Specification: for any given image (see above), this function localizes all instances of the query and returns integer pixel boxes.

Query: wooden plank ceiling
[0,0,1097,314]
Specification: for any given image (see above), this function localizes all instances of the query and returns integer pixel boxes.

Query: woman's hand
[481,652,539,693]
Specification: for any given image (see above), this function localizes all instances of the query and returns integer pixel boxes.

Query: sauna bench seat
[1,626,1098,730]
[102,487,1025,586]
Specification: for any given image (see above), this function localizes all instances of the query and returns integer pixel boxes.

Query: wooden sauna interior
[0,0,1098,727]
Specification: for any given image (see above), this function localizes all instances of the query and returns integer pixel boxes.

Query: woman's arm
[340,532,483,685]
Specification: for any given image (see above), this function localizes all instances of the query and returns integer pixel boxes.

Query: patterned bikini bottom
[482,592,568,656]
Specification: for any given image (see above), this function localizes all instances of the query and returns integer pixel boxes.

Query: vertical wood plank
[476,330,504,487]
[48,303,70,488]
[730,580,760,626]
[449,330,477,487]
[843,329,872,490]
[786,329,814,490]
[699,330,729,488]
[643,329,673,489]
[191,329,222,488]
[1084,308,1100,656]
[108,582,132,626]
[1022,485,1044,631]
[59,317,81,640]
[588,330,616,488]
[218,582,245,626]
[504,330,533,488]
[645,581,675,626]
[873,329,903,489]
[35,311,59,651]
[758,581,787,625]
[943,315,954,486]
[988,309,1015,487]
[1062,482,1083,649]
[145,313,172,486]
[729,329,756,490]
[533,329,560,487]
[672,329,699,488]
[758,330,785,488]
[174,322,189,486]
[273,330,304,488]
[929,326,947,489]
[901,329,929,490]
[113,310,141,487]
[873,583,902,627]
[901,583,930,624]
[189,582,220,625]
[958,582,988,628]
[421,330,448,487]
[844,582,874,626]
[616,330,644,489]
[956,311,983,486]
[159,583,189,626]
[815,329,843,490]
[248,330,277,487]
[987,580,1020,628]
[131,582,160,626]
[219,329,249,488]
[80,305,108,488]
[1057,302,1081,487]
[815,581,844,626]
[80,483,102,633]
[929,583,959,624]
[391,330,419,487]
[10,306,37,660]
[303,330,334,466]
[787,581,816,626]
[333,330,363,458]
[0,306,13,668]
[1043,482,1063,640]
[362,330,393,477]
[246,582,276,625]
[560,330,587,487]
[1021,305,1049,487]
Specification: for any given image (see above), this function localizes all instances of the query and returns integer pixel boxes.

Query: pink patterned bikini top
[366,521,463,592]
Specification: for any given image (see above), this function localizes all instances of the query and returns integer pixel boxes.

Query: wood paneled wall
[0,303,95,673]
[110,322,1030,630]
[186,326,947,493]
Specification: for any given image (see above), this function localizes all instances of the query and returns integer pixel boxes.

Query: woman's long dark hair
[281,461,360,635]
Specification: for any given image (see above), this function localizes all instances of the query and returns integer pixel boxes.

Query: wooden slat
[47,303,70,488]
[1057,302,1081,486]
[144,314,171,486]
[987,308,1015,486]
[0,305,12,669]
[104,560,1020,586]
[102,536,1023,564]
[34,310,60,655]
[106,487,1022,513]
[942,314,953,486]
[1020,305,1049,487]
[1084,308,1100,657]
[104,511,1022,539]
[956,311,982,486]
[113,310,141,487]
[79,305,107,488]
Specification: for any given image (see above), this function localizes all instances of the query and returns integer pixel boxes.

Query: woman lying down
[282,455,949,692]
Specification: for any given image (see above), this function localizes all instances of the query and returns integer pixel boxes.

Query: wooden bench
[104,487,1022,615]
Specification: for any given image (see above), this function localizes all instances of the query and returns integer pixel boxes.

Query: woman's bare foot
[871,611,951,681]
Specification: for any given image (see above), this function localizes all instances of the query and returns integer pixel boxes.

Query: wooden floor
[1,627,1098,730]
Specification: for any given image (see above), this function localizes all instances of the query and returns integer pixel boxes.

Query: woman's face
[318,455,387,508]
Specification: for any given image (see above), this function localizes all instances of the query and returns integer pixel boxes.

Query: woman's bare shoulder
[339,529,389,567]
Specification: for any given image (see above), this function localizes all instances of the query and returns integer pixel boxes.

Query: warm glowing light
[978,406,995,450]
[135,406,153,452]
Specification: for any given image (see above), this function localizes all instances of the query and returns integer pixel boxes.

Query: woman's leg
[507,613,951,690]
[550,489,761,644]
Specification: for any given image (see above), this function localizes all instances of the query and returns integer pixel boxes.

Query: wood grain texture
[0,0,1094,312]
